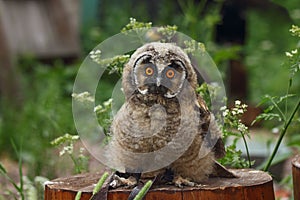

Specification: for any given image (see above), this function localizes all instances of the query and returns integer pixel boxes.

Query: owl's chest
[114,97,185,152]
[113,93,202,154]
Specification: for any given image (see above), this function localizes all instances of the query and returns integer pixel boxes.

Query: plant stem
[269,96,286,122]
[284,79,292,117]
[241,133,251,168]
[264,98,300,171]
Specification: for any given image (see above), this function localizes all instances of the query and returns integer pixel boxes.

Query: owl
[107,42,234,188]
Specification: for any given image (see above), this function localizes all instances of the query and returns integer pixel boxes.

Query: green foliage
[0,161,24,199]
[244,9,298,104]
[253,24,300,171]
[272,0,300,22]
[0,141,48,200]
[218,142,249,168]
[0,59,77,177]
[177,0,222,42]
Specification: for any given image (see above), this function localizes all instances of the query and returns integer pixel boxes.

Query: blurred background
[0,0,299,199]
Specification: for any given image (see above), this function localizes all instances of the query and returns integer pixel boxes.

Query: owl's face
[133,54,186,98]
[122,42,198,99]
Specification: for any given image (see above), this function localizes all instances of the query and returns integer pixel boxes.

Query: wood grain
[45,169,275,200]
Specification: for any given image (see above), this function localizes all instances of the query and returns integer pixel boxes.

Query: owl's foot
[173,175,195,188]
[109,174,137,188]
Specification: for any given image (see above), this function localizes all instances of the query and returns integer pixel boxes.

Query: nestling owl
[108,42,234,187]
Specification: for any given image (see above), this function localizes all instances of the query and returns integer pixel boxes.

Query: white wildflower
[292,49,298,54]
[235,100,241,106]
[103,98,113,107]
[237,124,248,132]
[66,144,73,154]
[90,54,97,59]
[59,144,74,156]
[232,110,237,115]
[220,106,227,111]
[285,52,293,57]
[222,110,229,117]
[242,104,248,109]
[237,109,244,114]
[94,105,103,113]
[72,92,94,103]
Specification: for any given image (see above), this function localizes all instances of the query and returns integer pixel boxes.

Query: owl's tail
[210,161,237,178]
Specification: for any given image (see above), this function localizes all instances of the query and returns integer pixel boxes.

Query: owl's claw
[109,174,137,188]
[173,175,195,188]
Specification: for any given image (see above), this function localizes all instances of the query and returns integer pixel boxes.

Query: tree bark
[45,169,275,200]
[293,155,300,200]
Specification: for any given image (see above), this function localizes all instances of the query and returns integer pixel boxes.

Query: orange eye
[145,67,154,76]
[166,69,175,78]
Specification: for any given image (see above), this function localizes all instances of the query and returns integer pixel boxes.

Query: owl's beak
[156,78,161,87]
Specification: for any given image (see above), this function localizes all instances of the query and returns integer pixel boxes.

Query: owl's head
[123,42,198,99]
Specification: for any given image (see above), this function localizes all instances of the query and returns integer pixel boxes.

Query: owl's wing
[196,95,226,159]
[196,96,236,178]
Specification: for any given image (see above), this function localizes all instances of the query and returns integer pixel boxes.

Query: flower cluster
[285,25,300,76]
[290,25,300,37]
[121,17,152,33]
[50,133,79,156]
[155,25,178,42]
[184,40,206,55]
[219,100,252,168]
[94,98,113,115]
[89,49,101,63]
[72,92,95,103]
[51,133,89,173]
[89,49,130,75]
[221,100,248,127]
[98,55,130,75]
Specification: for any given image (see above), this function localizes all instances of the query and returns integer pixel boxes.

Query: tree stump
[293,155,300,200]
[45,169,275,200]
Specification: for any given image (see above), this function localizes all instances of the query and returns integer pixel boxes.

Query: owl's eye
[145,66,154,76]
[166,69,175,79]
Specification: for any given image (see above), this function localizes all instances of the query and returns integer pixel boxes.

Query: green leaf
[75,191,82,200]
[255,113,282,121]
[134,180,153,200]
[0,162,7,174]
[92,172,109,195]
[278,94,295,104]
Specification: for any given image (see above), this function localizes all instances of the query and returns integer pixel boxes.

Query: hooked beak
[156,77,161,87]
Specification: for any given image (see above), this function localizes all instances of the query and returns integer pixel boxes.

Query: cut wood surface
[293,155,300,200]
[45,169,275,200]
